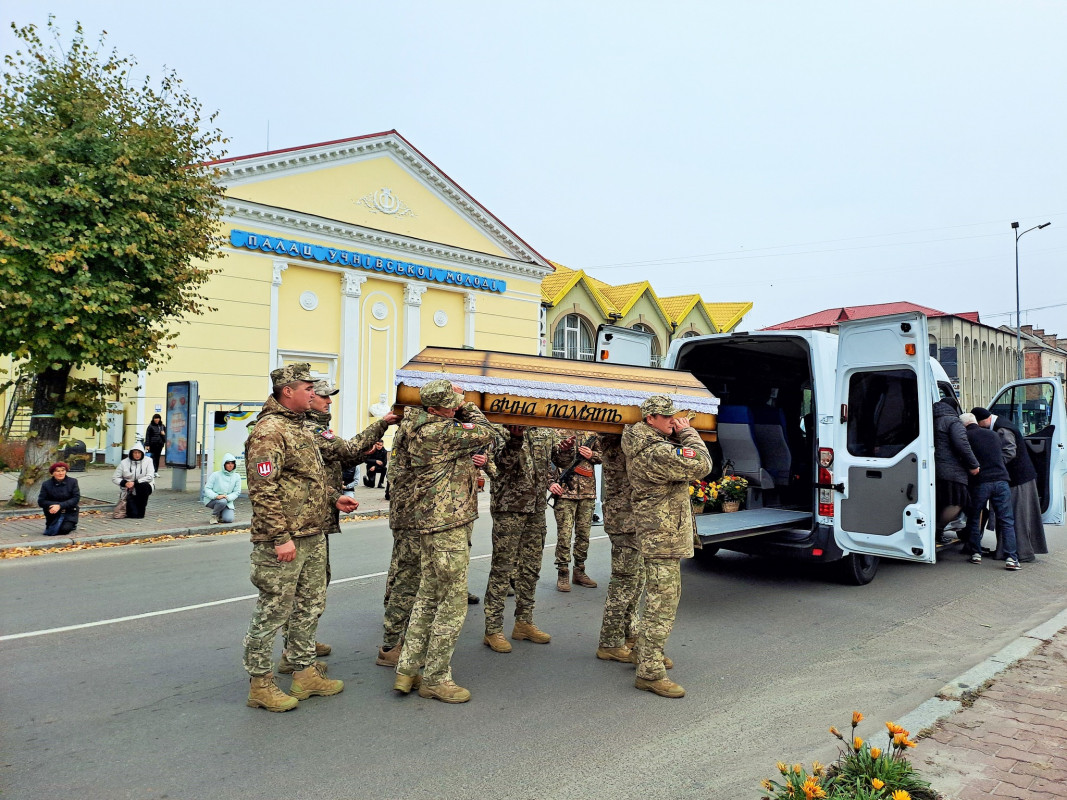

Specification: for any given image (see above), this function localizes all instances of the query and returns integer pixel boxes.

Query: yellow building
[3,131,553,459]
[541,264,752,366]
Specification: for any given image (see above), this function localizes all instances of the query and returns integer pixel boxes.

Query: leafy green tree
[0,18,226,502]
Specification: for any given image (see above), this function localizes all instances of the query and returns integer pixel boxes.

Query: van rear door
[832,313,937,563]
[988,378,1066,524]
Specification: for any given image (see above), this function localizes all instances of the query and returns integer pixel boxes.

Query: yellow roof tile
[704,302,754,333]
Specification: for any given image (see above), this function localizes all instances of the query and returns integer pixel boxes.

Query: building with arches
[541,263,753,366]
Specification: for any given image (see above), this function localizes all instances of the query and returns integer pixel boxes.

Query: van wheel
[837,553,880,585]
[694,546,720,563]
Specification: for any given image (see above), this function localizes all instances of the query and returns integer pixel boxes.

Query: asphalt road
[2,516,1066,800]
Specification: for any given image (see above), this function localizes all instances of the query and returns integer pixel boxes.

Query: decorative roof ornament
[357,187,416,218]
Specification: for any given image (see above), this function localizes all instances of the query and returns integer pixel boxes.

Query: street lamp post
[1012,220,1052,380]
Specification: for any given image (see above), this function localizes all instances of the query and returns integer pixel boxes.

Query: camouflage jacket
[599,433,637,546]
[404,402,497,534]
[386,408,417,532]
[622,422,713,559]
[550,429,602,500]
[486,426,559,514]
[306,410,389,533]
[245,395,340,546]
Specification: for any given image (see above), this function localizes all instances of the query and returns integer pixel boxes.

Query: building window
[681,329,702,339]
[631,322,661,367]
[552,314,594,361]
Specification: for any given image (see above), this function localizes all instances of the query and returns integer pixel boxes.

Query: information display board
[164,381,199,468]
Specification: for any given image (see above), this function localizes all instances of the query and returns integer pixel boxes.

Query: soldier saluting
[242,363,358,712]
[622,396,712,699]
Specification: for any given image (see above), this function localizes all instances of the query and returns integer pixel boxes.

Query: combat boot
[315,642,332,657]
[289,662,344,700]
[483,633,512,653]
[556,570,571,592]
[276,652,329,675]
[376,637,403,667]
[512,620,551,643]
[418,680,471,704]
[246,673,298,712]
[630,650,674,669]
[572,567,597,588]
[393,672,422,694]
[596,645,632,662]
[635,676,685,698]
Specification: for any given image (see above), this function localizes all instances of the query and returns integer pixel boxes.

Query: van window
[990,383,1055,436]
[846,369,919,458]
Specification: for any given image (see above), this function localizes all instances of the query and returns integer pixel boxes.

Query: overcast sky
[5,1,1066,337]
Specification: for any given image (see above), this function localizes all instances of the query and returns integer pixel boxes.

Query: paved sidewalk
[906,612,1067,800]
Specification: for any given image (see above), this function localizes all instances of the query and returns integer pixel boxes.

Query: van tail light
[818,447,834,517]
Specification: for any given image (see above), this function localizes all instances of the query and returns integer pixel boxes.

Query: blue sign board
[229,229,506,293]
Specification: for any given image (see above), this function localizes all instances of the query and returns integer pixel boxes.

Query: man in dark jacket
[960,412,1020,570]
[932,400,979,542]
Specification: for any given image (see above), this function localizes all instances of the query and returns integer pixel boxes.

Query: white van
[599,312,1066,584]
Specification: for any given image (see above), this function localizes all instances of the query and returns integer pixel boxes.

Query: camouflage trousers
[598,535,643,647]
[396,522,473,686]
[484,511,548,635]
[282,533,332,647]
[633,556,682,681]
[381,529,421,648]
[242,535,327,677]
[553,498,594,570]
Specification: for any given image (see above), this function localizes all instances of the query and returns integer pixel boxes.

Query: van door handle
[905,483,915,502]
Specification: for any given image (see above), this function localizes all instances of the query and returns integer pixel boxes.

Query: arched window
[631,322,661,367]
[552,313,594,361]
[681,329,702,339]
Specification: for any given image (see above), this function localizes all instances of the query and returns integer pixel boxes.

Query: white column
[402,282,427,363]
[464,292,477,349]
[339,272,366,437]
[268,260,288,380]
[135,369,147,441]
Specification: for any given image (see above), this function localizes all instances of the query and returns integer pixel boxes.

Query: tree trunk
[18,364,71,506]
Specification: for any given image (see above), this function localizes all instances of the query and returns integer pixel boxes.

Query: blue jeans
[44,512,65,536]
[965,480,1016,560]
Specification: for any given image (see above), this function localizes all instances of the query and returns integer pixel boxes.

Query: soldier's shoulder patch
[676,447,697,459]
[256,460,273,477]
[320,429,336,440]
[456,422,475,430]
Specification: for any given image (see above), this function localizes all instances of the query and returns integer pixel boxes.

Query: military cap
[420,378,464,409]
[313,379,339,397]
[640,395,676,417]
[270,362,314,389]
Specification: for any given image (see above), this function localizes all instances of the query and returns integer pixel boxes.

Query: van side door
[832,313,937,563]
[988,378,1066,524]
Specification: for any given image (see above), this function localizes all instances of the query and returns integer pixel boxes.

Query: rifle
[547,434,596,508]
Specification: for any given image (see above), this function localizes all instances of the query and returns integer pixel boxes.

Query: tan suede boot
[246,674,298,712]
[376,637,403,667]
[289,662,344,700]
[512,620,551,643]
[418,680,471,703]
[392,673,421,694]
[630,650,674,669]
[277,652,328,675]
[315,642,332,657]
[635,676,685,698]
[556,570,571,592]
[483,633,512,653]
[572,567,597,588]
[596,645,632,662]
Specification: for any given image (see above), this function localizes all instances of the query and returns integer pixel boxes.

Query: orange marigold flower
[853,736,864,751]
[793,763,803,774]
[870,747,882,758]
[886,721,905,735]
[852,711,864,725]
[802,776,827,800]
[891,791,911,800]
[829,726,843,739]
[903,737,917,749]
[893,733,907,747]
[872,778,885,790]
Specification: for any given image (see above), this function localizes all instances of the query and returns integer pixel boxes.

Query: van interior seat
[716,405,775,490]
[751,406,792,487]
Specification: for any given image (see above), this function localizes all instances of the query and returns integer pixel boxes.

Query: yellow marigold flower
[872,778,885,790]
[811,760,824,776]
[903,737,917,749]
[801,776,827,800]
[891,791,911,800]
[793,763,803,774]
[829,726,843,739]
[852,710,864,725]
[853,736,864,751]
[777,761,789,774]
[870,747,882,758]
[761,779,775,791]
[893,733,907,747]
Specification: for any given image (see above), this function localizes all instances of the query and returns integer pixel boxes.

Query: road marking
[0,535,608,641]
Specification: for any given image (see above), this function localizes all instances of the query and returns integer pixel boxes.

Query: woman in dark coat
[145,414,167,473]
[932,399,979,542]
[38,461,80,536]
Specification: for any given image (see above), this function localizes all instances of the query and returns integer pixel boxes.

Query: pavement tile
[982,768,1034,790]
[1009,761,1067,781]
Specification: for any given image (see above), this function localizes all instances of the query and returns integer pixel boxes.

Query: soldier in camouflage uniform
[595,432,644,663]
[622,396,712,699]
[481,425,561,653]
[392,379,496,704]
[241,364,358,712]
[276,379,398,673]
[552,430,602,591]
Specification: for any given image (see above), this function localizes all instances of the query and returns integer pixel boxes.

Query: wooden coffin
[394,347,718,441]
